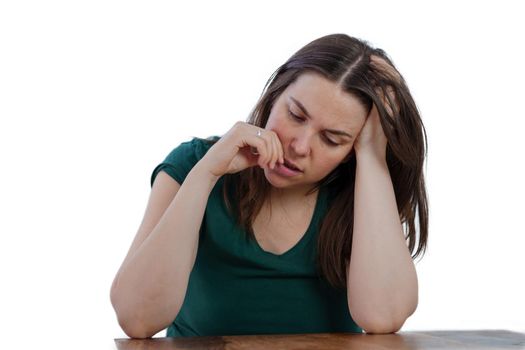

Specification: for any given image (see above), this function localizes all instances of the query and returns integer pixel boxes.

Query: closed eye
[288,110,339,146]
[323,137,339,146]
[288,110,304,122]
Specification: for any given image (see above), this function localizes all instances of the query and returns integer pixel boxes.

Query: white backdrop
[1,1,524,349]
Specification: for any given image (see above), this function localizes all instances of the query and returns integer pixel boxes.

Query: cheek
[265,115,289,138]
[316,155,342,171]
[316,149,352,172]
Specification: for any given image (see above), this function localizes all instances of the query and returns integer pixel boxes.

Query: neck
[269,185,319,207]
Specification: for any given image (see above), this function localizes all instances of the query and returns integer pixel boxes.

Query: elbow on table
[352,304,416,334]
[357,316,405,334]
[111,297,166,339]
[113,303,171,339]
[349,292,418,334]
[118,317,157,339]
[111,286,176,339]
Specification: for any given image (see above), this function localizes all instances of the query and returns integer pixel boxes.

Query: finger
[384,86,399,117]
[255,130,271,168]
[246,131,265,165]
[273,132,284,166]
[264,132,278,169]
[374,86,397,119]
[370,55,401,82]
[264,131,275,169]
[269,132,279,169]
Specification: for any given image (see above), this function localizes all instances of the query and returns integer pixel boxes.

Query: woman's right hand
[198,121,284,178]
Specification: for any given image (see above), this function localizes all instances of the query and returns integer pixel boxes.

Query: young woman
[110,33,429,338]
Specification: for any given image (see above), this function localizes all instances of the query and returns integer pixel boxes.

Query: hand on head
[353,55,402,158]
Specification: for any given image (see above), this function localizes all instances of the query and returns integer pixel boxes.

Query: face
[263,71,368,194]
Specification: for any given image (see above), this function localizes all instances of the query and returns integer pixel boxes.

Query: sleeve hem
[150,163,185,187]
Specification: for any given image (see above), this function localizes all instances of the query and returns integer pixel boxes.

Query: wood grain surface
[115,330,525,349]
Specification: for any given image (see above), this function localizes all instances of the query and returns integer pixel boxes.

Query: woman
[110,33,429,338]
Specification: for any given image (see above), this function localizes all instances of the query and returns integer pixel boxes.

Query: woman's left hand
[353,100,389,160]
[353,56,400,160]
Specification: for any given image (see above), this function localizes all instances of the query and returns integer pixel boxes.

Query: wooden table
[115,330,525,349]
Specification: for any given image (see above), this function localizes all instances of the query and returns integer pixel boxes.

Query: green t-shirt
[150,136,363,337]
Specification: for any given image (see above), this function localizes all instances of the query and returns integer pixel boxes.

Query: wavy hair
[201,33,428,290]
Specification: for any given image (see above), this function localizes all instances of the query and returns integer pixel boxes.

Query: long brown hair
[200,33,428,290]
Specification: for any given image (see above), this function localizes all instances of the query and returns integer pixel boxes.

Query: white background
[1,1,524,349]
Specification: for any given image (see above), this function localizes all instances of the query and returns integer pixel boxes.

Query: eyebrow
[289,97,354,139]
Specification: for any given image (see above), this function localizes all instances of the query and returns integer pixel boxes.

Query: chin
[262,167,308,190]
[262,168,288,188]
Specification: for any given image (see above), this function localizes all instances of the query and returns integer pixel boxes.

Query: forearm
[348,151,418,332]
[111,163,218,337]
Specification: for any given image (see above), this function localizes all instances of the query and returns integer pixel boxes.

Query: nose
[290,133,311,157]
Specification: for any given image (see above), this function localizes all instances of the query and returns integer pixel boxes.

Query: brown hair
[201,33,428,290]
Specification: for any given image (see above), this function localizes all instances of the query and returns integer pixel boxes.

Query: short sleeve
[150,136,219,187]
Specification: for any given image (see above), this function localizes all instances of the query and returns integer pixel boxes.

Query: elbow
[112,301,158,339]
[351,300,417,335]
[357,315,405,334]
[119,319,156,339]
[354,305,417,334]
[111,290,179,339]
[110,274,183,339]
[110,286,157,339]
[349,287,418,334]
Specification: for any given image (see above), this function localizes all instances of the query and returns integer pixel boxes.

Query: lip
[283,158,303,172]
[273,162,302,177]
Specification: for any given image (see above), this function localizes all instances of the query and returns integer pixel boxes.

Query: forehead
[283,72,368,128]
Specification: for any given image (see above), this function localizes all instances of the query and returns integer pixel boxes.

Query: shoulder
[168,135,220,160]
[150,135,221,186]
[189,135,221,158]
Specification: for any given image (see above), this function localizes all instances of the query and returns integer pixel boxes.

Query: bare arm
[347,55,418,333]
[110,163,218,338]
[110,122,283,339]
[347,151,418,334]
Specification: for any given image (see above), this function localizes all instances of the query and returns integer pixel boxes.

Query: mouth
[283,158,303,172]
